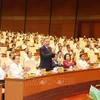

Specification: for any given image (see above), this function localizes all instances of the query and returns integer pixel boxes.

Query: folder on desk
[23,60,37,74]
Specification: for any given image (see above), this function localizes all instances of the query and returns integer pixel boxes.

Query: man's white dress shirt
[9,63,23,78]
[77,59,89,70]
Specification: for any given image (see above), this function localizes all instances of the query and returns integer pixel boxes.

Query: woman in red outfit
[63,53,76,68]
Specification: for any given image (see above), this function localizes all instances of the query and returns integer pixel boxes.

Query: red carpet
[60,93,91,100]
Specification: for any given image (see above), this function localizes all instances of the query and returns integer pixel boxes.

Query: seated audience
[0,30,99,74]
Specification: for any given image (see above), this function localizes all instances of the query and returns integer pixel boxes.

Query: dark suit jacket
[52,60,63,68]
[40,46,55,71]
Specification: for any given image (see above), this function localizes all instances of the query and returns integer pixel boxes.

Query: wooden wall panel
[62,20,75,38]
[1,20,24,31]
[1,0,77,37]
[2,0,25,16]
[50,20,63,37]
[91,0,100,15]
[12,20,25,31]
[52,0,65,16]
[1,0,25,31]
[37,20,49,34]
[1,20,13,30]
[80,23,90,38]
[26,0,39,16]
[94,22,100,38]
[1,20,25,31]
[27,0,50,16]
[78,0,91,16]
[2,0,14,16]
[51,0,77,37]
[77,0,100,38]
[78,0,100,19]
[25,20,38,32]
[64,0,77,16]
[1,0,100,38]
[13,0,25,16]
[26,0,50,35]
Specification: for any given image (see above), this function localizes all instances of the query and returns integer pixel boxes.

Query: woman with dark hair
[63,53,76,68]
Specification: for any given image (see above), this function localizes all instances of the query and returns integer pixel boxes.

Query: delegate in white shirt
[9,63,23,78]
[77,59,89,70]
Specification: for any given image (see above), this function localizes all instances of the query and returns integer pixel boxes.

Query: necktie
[47,47,50,52]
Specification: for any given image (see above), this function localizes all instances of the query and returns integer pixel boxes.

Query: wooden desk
[5,68,100,100]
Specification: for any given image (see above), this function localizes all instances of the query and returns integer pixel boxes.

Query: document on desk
[24,60,37,74]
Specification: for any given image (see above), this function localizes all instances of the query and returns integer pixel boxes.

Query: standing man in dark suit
[40,38,55,71]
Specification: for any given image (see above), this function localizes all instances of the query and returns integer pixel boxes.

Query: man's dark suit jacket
[52,60,63,68]
[40,46,55,71]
